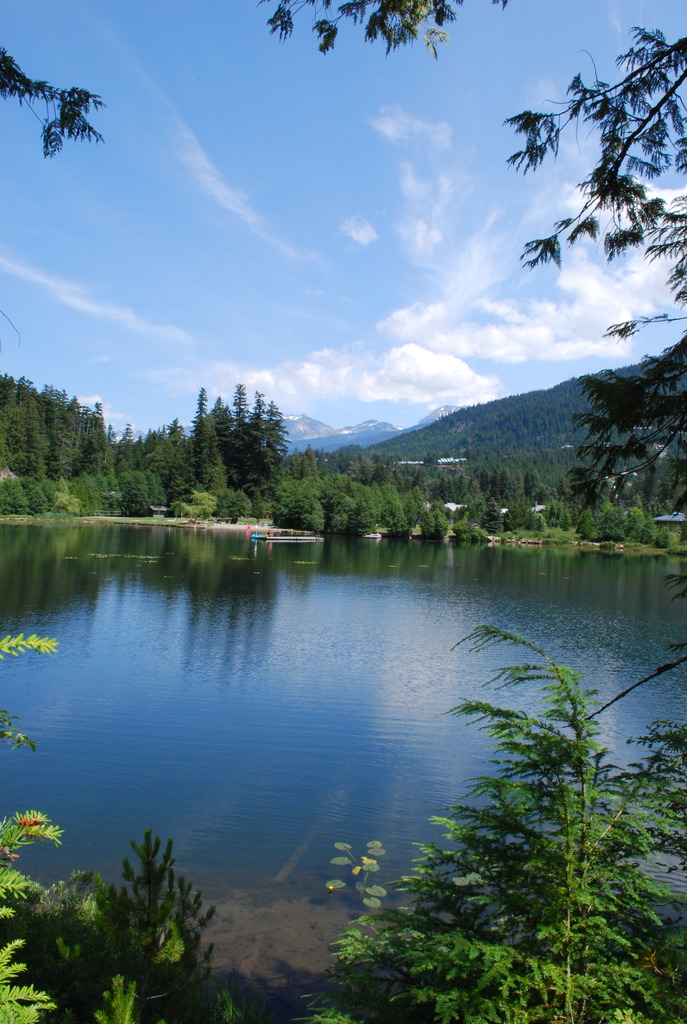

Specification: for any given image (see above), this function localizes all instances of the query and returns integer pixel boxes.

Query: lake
[1,523,686,1018]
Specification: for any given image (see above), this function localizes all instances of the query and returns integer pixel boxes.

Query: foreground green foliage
[3,832,217,1024]
[0,812,63,1024]
[0,636,62,1023]
[309,627,687,1024]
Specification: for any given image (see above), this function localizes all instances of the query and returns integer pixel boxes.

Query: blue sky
[0,0,683,433]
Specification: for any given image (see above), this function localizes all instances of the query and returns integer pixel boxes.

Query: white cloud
[340,216,379,246]
[77,395,126,422]
[377,246,671,364]
[0,254,190,342]
[174,121,319,263]
[370,105,452,151]
[148,341,500,410]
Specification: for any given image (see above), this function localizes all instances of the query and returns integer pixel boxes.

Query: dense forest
[0,376,288,520]
[0,371,680,543]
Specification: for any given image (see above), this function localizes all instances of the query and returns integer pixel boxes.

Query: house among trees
[653,513,686,530]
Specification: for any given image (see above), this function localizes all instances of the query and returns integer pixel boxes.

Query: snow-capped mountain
[416,405,461,425]
[284,409,456,452]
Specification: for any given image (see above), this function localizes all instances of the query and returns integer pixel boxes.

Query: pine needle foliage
[0,634,61,1024]
[309,627,687,1024]
[0,47,103,156]
[0,635,58,751]
[94,976,141,1024]
[0,813,63,1024]
[0,938,56,1024]
[504,26,687,507]
[95,830,216,1019]
[263,0,508,57]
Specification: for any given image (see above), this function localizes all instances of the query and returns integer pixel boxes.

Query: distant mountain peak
[417,405,462,426]
[284,414,404,452]
[283,414,337,440]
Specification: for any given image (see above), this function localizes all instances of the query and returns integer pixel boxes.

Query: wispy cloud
[370,105,470,262]
[0,254,191,342]
[175,122,260,227]
[370,106,452,151]
[174,121,320,264]
[340,216,379,246]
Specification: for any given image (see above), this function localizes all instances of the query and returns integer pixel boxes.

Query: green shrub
[656,526,677,550]
[452,521,487,544]
[309,628,687,1024]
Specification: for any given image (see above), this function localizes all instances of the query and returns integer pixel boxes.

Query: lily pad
[330,856,351,865]
[325,879,346,890]
[363,896,381,908]
[334,842,352,851]
[365,885,387,897]
[366,840,383,848]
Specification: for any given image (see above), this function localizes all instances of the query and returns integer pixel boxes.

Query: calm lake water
[2,523,686,1015]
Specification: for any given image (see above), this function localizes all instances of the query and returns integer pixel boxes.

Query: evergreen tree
[210,397,234,476]
[310,628,687,1024]
[262,400,289,489]
[576,508,595,541]
[75,403,111,477]
[290,444,319,480]
[480,495,502,533]
[158,420,193,504]
[190,388,221,490]
[225,384,251,489]
[95,831,215,1020]
[115,425,136,474]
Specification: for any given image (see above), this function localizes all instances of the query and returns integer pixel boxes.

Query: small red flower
[17,815,43,832]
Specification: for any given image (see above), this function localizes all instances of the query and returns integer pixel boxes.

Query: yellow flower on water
[361,856,377,867]
[352,866,361,876]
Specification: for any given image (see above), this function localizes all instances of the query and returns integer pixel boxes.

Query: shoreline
[0,516,685,559]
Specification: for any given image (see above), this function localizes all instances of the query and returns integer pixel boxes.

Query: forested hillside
[370,376,588,459]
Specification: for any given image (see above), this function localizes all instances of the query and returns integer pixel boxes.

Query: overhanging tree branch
[588,652,687,718]
[262,0,508,55]
[0,47,103,156]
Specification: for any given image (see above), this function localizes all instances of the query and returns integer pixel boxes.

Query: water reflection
[1,524,686,1011]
